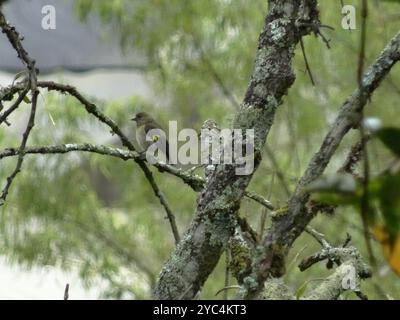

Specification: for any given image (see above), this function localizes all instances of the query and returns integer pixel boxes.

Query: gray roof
[0,0,145,73]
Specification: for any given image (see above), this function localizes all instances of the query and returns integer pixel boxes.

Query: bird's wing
[144,121,164,134]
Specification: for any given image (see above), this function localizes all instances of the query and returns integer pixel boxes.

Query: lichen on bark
[154,0,320,300]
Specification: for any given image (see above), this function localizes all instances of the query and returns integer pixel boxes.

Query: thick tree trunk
[154,0,320,300]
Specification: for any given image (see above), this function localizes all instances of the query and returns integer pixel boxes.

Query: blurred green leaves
[307,124,400,277]
[379,173,400,243]
[1,0,400,298]
[376,127,400,157]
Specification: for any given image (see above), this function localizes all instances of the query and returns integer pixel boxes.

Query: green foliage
[1,0,400,299]
[379,173,400,243]
[309,171,400,242]
[377,128,400,157]
[307,128,400,278]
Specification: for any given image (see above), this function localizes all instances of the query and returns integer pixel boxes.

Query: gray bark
[154,0,320,299]
[244,31,400,298]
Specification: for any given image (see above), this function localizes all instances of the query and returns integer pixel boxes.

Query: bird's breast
[136,125,152,151]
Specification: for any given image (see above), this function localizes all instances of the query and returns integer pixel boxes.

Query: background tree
[0,0,399,299]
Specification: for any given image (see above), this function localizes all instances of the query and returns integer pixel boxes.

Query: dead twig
[64,283,69,300]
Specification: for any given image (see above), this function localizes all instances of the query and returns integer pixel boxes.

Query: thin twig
[0,90,38,205]
[312,137,370,217]
[215,285,240,297]
[258,207,268,241]
[0,87,29,125]
[193,44,287,205]
[358,0,375,266]
[64,283,69,300]
[64,215,156,286]
[34,81,181,245]
[300,38,316,86]
[305,226,330,248]
[297,22,333,49]
[195,42,288,204]
[194,39,278,214]
[338,138,369,175]
[286,244,308,273]
[342,233,352,248]
[299,242,370,279]
[355,290,368,300]
[194,39,240,109]
[357,1,368,88]
[0,9,38,205]
[265,145,291,197]
[243,190,274,210]
[0,11,36,73]
[1,79,181,243]
[256,30,400,284]
[0,143,274,213]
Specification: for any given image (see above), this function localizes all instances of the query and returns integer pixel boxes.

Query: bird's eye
[152,135,159,142]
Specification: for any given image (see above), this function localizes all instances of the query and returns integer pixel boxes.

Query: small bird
[131,112,169,160]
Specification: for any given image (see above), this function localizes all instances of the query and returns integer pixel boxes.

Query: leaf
[373,172,400,276]
[376,127,400,157]
[23,95,31,104]
[295,281,308,299]
[379,173,400,243]
[373,225,400,276]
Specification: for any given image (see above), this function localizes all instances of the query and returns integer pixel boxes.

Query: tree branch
[245,30,400,298]
[154,0,321,300]
[298,228,370,300]
[0,11,36,73]
[0,86,29,125]
[0,9,38,205]
[0,90,38,204]
[358,0,375,266]
[0,41,180,243]
[1,76,181,245]
[0,143,274,213]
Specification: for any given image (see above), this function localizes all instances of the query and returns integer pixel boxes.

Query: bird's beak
[131,116,137,121]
